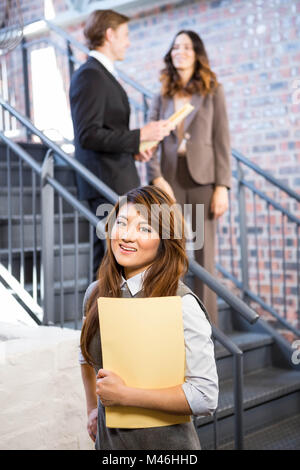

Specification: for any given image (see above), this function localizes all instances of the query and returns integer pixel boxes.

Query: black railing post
[297,225,300,330]
[143,94,149,124]
[40,149,55,325]
[21,37,31,142]
[234,352,244,450]
[67,40,75,80]
[237,161,249,302]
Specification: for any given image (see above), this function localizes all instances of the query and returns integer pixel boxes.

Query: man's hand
[152,177,176,201]
[96,369,126,407]
[140,120,175,142]
[210,186,229,219]
[134,148,154,162]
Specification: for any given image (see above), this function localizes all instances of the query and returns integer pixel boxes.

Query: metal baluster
[32,170,38,303]
[74,210,79,330]
[143,94,149,123]
[296,224,300,329]
[67,40,75,80]
[281,213,287,319]
[41,151,54,325]
[21,38,31,142]
[237,161,249,301]
[59,196,64,328]
[234,352,244,450]
[7,146,12,273]
[217,220,222,268]
[0,60,3,131]
[253,192,260,299]
[267,203,274,308]
[89,223,93,285]
[19,158,25,287]
[135,105,140,129]
[213,409,219,450]
[228,191,235,278]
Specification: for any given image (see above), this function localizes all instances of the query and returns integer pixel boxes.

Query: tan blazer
[146,84,231,189]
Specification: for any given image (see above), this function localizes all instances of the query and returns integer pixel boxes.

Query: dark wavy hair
[160,30,219,97]
[80,185,189,366]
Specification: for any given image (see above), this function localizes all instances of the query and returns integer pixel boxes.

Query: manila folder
[98,296,191,428]
[139,102,194,153]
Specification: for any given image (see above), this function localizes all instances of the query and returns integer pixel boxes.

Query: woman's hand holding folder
[96,368,126,406]
[96,368,192,416]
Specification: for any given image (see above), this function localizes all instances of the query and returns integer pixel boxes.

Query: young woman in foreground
[79,185,218,450]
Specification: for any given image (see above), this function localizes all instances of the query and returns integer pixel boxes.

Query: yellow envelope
[139,102,195,153]
[98,296,191,428]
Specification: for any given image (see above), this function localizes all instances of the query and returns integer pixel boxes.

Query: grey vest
[82,279,205,450]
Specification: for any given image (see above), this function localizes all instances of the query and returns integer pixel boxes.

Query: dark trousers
[87,196,110,281]
[170,156,218,326]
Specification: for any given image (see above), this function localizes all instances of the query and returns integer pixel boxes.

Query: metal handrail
[0,131,101,227]
[2,20,251,447]
[18,18,300,205]
[0,97,118,205]
[0,99,260,327]
[232,148,300,203]
[189,259,258,325]
[239,178,300,225]
[1,133,245,450]
[211,326,244,450]
[217,262,300,338]
[30,17,299,332]
[2,17,298,450]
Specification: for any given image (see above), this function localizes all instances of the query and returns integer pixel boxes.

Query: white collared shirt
[79,270,219,417]
[89,50,118,79]
[120,270,145,296]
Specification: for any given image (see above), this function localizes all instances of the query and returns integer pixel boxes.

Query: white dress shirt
[89,50,119,80]
[79,270,219,417]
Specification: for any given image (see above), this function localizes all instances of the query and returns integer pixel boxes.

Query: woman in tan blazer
[147,30,231,326]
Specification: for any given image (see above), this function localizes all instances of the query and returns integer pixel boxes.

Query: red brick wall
[1,0,300,329]
[123,0,300,329]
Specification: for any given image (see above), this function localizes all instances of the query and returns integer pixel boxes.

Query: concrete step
[0,142,51,162]
[215,331,274,380]
[0,186,79,216]
[25,277,89,325]
[195,366,300,449]
[0,161,76,187]
[218,412,300,450]
[217,302,235,333]
[0,243,91,283]
[0,213,90,249]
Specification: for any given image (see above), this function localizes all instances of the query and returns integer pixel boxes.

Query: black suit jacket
[69,56,141,200]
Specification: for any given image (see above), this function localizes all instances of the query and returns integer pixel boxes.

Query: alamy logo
[291,340,300,365]
[95,199,205,250]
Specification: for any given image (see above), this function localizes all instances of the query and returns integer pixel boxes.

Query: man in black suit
[69,10,171,279]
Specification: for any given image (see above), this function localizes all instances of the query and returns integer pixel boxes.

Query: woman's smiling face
[110,203,160,279]
[171,33,196,72]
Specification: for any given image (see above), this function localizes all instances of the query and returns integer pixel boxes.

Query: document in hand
[139,102,195,153]
[98,296,191,428]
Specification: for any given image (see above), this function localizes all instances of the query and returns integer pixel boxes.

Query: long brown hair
[160,30,219,97]
[80,185,189,365]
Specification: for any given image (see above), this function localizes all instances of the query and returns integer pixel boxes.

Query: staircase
[0,142,90,327]
[196,301,300,450]
[1,142,299,450]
